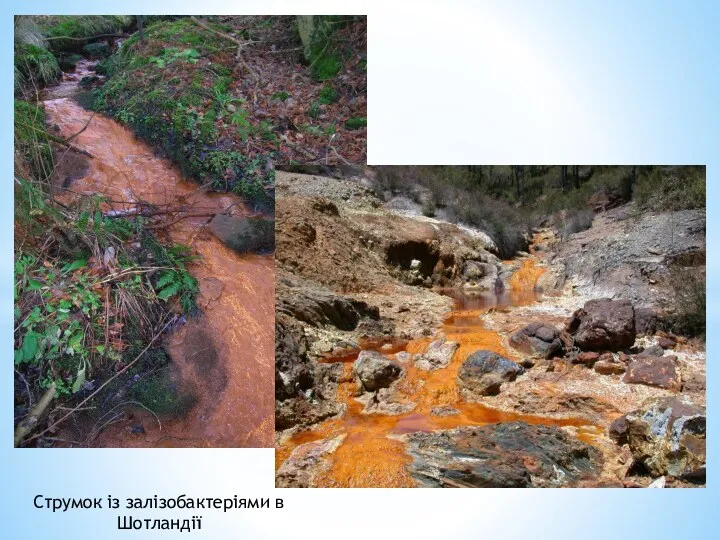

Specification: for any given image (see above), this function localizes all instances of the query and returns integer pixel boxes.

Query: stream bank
[15,34,274,447]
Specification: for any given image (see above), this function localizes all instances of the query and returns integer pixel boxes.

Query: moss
[83,42,111,59]
[39,16,133,53]
[317,85,338,104]
[57,53,83,71]
[130,366,197,416]
[344,116,366,130]
[311,51,343,80]
[94,19,274,207]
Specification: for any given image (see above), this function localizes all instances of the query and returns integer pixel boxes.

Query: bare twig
[189,16,259,82]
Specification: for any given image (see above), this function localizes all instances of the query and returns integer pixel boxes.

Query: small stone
[594,359,626,375]
[573,352,600,366]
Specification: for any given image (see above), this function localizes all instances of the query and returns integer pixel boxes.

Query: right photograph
[275,166,706,488]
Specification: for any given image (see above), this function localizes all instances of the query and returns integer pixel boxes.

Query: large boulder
[609,398,705,481]
[277,282,379,331]
[623,355,681,390]
[353,350,403,392]
[413,338,459,370]
[566,298,636,351]
[460,260,502,291]
[406,422,602,488]
[457,350,524,397]
[509,323,563,359]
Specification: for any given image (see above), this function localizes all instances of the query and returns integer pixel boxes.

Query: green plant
[666,266,706,337]
[14,43,61,91]
[271,91,290,101]
[317,85,338,104]
[344,116,366,130]
[148,47,200,68]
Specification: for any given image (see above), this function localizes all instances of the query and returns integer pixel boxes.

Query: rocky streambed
[274,172,706,488]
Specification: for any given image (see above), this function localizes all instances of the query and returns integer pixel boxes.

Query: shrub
[634,166,705,211]
[560,208,594,239]
[666,266,706,337]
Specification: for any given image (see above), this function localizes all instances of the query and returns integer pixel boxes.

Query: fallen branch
[189,16,259,82]
[14,384,56,447]
[20,122,95,158]
[44,33,124,41]
[24,317,175,445]
[283,139,317,161]
[143,212,221,230]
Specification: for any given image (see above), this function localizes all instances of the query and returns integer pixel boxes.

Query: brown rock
[594,359,626,375]
[566,298,636,351]
[573,351,600,366]
[623,355,681,390]
[509,323,563,358]
[657,337,677,350]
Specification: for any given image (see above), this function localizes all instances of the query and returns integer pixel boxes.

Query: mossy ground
[94,18,275,205]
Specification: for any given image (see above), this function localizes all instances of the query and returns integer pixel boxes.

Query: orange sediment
[508,258,547,290]
[277,258,599,486]
[44,98,274,448]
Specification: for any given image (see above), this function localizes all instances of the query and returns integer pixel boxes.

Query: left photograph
[13,15,367,447]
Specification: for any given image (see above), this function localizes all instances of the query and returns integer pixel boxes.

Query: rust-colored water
[277,258,602,486]
[43,78,274,447]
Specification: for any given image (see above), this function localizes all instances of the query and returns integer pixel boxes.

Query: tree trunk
[137,16,145,44]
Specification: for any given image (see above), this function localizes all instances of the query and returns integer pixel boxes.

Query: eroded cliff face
[274,172,706,488]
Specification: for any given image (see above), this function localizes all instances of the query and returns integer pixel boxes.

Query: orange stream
[43,94,274,447]
[276,259,600,486]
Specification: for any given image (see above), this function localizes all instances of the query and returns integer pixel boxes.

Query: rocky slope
[275,173,706,488]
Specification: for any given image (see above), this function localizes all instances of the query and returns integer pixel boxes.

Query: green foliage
[311,52,343,80]
[317,85,338,104]
[344,116,366,130]
[93,18,274,206]
[14,100,53,182]
[39,15,133,53]
[14,43,61,92]
[271,91,290,101]
[14,253,103,396]
[142,238,199,313]
[307,102,320,119]
[148,47,200,68]
[634,166,705,211]
[82,42,111,59]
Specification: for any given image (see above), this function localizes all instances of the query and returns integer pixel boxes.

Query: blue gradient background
[2,1,718,538]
